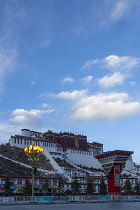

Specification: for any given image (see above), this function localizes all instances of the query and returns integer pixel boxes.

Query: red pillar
[108,164,120,195]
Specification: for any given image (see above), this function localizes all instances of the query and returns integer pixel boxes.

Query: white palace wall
[66,149,102,169]
[9,129,102,169]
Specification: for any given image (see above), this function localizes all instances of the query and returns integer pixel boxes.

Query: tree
[86,177,94,195]
[3,177,12,196]
[65,189,72,195]
[57,176,64,195]
[71,177,81,195]
[41,181,49,195]
[22,179,32,195]
[123,179,132,195]
[99,177,107,195]
[134,180,140,195]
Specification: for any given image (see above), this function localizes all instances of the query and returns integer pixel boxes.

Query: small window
[17,179,22,184]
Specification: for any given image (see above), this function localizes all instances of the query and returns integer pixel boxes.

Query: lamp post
[24,144,43,196]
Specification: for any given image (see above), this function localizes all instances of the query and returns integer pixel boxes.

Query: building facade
[9,129,103,169]
[7,128,140,195]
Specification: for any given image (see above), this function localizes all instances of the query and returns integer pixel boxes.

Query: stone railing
[0,195,140,204]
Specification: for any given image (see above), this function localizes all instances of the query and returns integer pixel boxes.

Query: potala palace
[10,129,103,170]
[0,129,140,193]
[6,128,140,194]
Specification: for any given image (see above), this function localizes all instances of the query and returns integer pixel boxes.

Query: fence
[0,195,140,204]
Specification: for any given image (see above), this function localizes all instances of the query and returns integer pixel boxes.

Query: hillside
[0,143,54,177]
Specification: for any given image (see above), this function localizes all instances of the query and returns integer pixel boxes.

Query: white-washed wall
[9,136,101,169]
[51,153,63,159]
[9,136,63,154]
[43,148,64,173]
[122,156,137,177]
[21,129,31,137]
[9,137,31,148]
[66,149,102,169]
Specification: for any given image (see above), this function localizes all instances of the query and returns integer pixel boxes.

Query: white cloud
[129,81,136,86]
[70,92,140,121]
[10,108,54,129]
[0,124,18,132]
[81,55,139,72]
[53,89,140,122]
[81,75,93,84]
[56,89,87,100]
[41,103,52,109]
[0,1,22,93]
[63,77,74,83]
[100,0,134,26]
[0,123,20,144]
[98,72,127,88]
[104,55,139,71]
[110,0,129,21]
[0,49,17,92]
[81,59,98,69]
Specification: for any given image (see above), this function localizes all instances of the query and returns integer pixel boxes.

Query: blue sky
[1,0,140,163]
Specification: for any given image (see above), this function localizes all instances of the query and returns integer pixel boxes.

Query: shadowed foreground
[0,203,140,210]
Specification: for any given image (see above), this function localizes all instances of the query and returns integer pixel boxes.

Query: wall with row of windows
[0,177,58,186]
[10,136,63,154]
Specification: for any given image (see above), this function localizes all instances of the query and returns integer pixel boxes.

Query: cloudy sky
[1,0,140,163]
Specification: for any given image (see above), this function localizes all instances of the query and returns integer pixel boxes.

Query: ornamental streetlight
[24,144,44,196]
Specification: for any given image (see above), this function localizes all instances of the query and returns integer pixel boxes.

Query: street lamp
[24,144,44,196]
